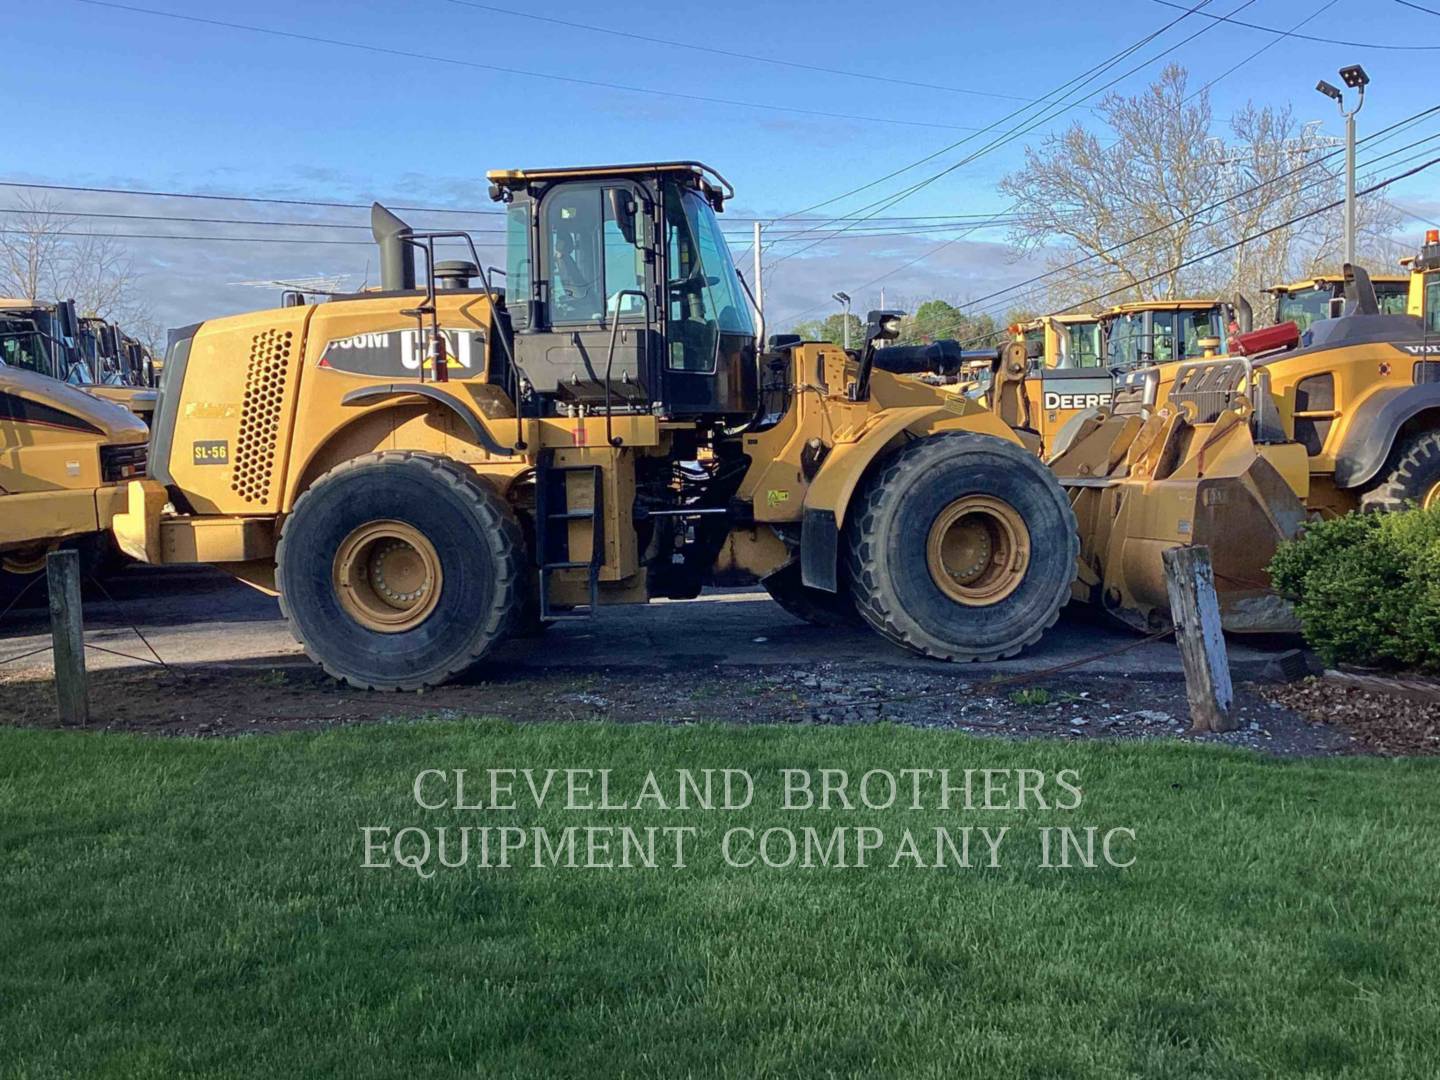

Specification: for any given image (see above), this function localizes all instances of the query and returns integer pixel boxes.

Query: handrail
[603,289,651,448]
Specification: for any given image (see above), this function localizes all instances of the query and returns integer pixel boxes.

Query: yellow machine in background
[0,300,156,424]
[116,161,1079,690]
[0,346,150,601]
[1012,313,1106,446]
[1402,228,1440,331]
[1265,273,1409,332]
[1049,263,1440,632]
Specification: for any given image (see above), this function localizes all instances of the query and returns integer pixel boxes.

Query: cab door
[512,180,653,410]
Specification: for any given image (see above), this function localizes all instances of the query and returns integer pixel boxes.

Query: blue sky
[3,0,1438,331]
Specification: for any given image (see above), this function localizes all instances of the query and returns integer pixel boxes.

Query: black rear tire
[762,560,863,628]
[844,432,1077,661]
[276,451,525,690]
[1359,430,1440,512]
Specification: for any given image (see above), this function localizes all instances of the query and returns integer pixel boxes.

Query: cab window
[541,184,646,327]
[505,203,531,330]
[1151,312,1175,362]
[1425,274,1440,334]
[1066,322,1102,368]
[663,185,752,373]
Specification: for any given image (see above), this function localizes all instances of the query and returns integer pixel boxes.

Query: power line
[0,179,502,216]
[442,0,1053,105]
[0,228,499,247]
[73,0,993,133]
[1184,0,1339,102]
[1024,155,1440,326]
[760,0,1216,232]
[931,135,1440,338]
[1150,0,1440,49]
[1394,0,1440,14]
[767,0,1254,273]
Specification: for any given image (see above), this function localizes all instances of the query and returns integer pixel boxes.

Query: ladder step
[543,560,594,570]
[547,510,597,520]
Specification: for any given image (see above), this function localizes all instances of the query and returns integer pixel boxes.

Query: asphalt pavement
[0,564,1295,683]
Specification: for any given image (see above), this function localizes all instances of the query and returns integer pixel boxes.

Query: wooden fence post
[1162,545,1235,733]
[46,550,88,726]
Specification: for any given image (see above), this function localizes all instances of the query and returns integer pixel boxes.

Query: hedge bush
[1268,505,1440,672]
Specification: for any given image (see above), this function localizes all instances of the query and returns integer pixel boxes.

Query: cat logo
[320,327,483,376]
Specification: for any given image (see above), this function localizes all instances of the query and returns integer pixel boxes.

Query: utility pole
[1317,64,1369,267]
[752,221,764,338]
[832,291,852,349]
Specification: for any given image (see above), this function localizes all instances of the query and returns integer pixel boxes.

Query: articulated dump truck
[116,161,1079,690]
[0,352,150,602]
[1047,262,1440,633]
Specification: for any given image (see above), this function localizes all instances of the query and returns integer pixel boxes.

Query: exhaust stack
[371,203,416,291]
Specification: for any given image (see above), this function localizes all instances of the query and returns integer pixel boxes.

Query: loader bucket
[1052,360,1309,634]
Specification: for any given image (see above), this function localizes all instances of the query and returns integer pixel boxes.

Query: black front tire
[845,432,1078,661]
[1360,430,1440,512]
[276,452,525,690]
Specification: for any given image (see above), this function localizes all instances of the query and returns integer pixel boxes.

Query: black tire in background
[844,432,1078,661]
[276,451,525,690]
[1360,430,1440,512]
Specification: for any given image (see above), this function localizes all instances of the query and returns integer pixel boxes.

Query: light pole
[1316,64,1369,267]
[832,291,852,349]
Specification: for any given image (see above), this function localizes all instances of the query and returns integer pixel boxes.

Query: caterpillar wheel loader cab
[115,160,1079,690]
[1264,273,1410,334]
[1048,263,1440,633]
[0,328,150,602]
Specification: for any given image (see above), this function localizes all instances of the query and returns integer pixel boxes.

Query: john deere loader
[0,320,150,603]
[114,161,1079,690]
[1048,262,1440,633]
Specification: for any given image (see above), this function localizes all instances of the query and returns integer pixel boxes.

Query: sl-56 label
[192,440,230,466]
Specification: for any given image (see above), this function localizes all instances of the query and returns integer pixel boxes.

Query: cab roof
[1100,299,1226,316]
[486,161,733,207]
[1263,274,1408,295]
[1020,313,1099,329]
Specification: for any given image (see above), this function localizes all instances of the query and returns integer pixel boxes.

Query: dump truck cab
[1265,273,1409,334]
[117,160,1079,689]
[75,317,158,424]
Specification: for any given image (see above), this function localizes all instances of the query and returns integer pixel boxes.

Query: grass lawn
[2,720,1438,1079]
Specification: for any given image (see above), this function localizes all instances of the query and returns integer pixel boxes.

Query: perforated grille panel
[231,328,294,503]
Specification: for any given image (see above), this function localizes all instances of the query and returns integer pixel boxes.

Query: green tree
[790,312,863,348]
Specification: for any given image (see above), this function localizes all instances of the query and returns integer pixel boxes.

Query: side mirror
[58,299,79,340]
[607,189,637,246]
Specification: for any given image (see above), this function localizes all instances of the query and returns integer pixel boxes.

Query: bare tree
[0,192,155,331]
[1000,65,1400,317]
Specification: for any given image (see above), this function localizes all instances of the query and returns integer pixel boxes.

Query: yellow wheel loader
[1264,273,1409,333]
[1048,262,1440,633]
[113,161,1079,690]
[0,334,150,603]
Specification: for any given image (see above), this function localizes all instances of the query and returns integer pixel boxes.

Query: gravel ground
[0,655,1363,756]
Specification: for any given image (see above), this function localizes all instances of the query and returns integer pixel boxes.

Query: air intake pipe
[869,339,984,377]
[371,202,416,291]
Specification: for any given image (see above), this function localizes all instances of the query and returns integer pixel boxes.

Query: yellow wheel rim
[1423,481,1440,511]
[925,495,1031,607]
[333,520,443,633]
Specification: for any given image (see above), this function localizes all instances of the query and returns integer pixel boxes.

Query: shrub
[1268,506,1440,672]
